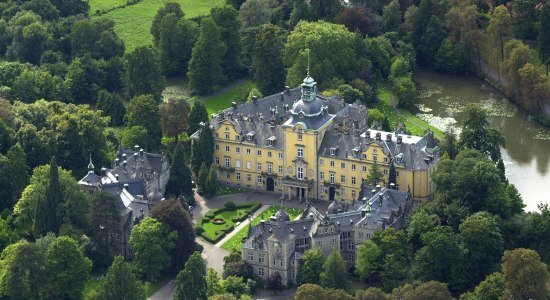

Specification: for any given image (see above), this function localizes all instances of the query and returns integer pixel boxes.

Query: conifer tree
[320,250,347,290]
[34,156,61,236]
[205,164,218,197]
[98,256,145,300]
[253,24,286,95]
[388,162,397,188]
[187,18,226,95]
[166,144,193,198]
[188,101,209,135]
[126,46,166,101]
[191,124,214,175]
[151,2,184,46]
[198,162,209,192]
[366,161,384,187]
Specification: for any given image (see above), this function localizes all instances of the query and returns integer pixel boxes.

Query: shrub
[194,226,205,235]
[225,201,237,211]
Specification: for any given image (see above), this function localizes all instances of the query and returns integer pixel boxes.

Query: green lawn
[375,86,444,139]
[193,80,256,116]
[90,0,224,52]
[83,277,102,299]
[220,205,302,252]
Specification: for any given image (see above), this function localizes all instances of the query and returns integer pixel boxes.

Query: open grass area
[192,80,256,116]
[83,277,101,299]
[220,205,302,252]
[202,208,249,237]
[90,0,224,52]
[375,85,444,139]
[198,202,261,243]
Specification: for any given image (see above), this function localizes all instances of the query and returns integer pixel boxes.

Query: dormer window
[352,147,360,156]
[267,136,276,147]
[330,147,338,156]
[246,131,255,141]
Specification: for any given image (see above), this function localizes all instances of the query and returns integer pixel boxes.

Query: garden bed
[196,202,261,244]
[220,205,302,251]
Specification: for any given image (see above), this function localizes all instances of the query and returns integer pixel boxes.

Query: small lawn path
[214,204,270,247]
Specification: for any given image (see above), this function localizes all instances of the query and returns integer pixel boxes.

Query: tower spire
[306,48,310,77]
[88,151,95,173]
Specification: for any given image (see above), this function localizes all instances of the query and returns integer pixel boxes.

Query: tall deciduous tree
[42,237,92,299]
[206,268,223,297]
[174,252,207,300]
[488,5,512,65]
[211,4,242,79]
[97,256,145,300]
[129,217,177,281]
[285,21,366,87]
[159,14,199,75]
[0,144,29,211]
[502,248,549,299]
[459,212,503,289]
[253,24,286,95]
[459,104,505,162]
[298,247,324,284]
[382,0,401,32]
[355,239,381,283]
[160,98,190,143]
[239,0,271,29]
[187,18,226,95]
[166,144,194,198]
[150,199,196,274]
[320,250,347,290]
[125,95,162,150]
[96,90,126,126]
[539,3,550,75]
[0,241,45,299]
[126,46,166,101]
[151,2,184,46]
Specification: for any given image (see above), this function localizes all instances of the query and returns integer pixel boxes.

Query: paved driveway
[149,190,330,300]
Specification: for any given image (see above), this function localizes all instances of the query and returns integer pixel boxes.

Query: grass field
[220,205,302,251]
[202,208,248,238]
[375,86,444,139]
[90,0,224,52]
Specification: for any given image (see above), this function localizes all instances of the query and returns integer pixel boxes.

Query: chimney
[123,183,129,189]
[122,153,127,160]
[139,148,144,157]
[133,153,138,161]
[114,174,119,181]
[379,194,383,206]
[376,132,381,141]
[252,96,258,105]
[386,134,392,142]
[101,167,107,176]
[390,183,395,190]
[376,184,381,191]
[260,220,265,228]
[231,101,237,109]
[114,158,120,166]
[285,86,290,94]
[280,92,284,101]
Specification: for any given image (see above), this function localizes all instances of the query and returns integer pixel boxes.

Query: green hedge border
[197,202,262,244]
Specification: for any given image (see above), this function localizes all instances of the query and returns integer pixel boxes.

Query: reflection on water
[415,69,550,212]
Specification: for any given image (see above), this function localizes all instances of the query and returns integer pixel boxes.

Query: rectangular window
[396,171,399,177]
[246,148,251,155]
[236,172,241,181]
[225,146,230,152]
[226,171,231,179]
[259,254,264,263]
[278,153,283,159]
[320,172,324,180]
[297,166,304,179]
[373,155,378,161]
[352,164,356,171]
[236,135,240,141]
[273,258,276,266]
[298,132,303,141]
[384,157,388,163]
[341,175,346,184]
[268,151,272,158]
[258,267,264,276]
[330,173,335,184]
[248,252,253,261]
[236,160,241,168]
[247,174,251,182]
[257,163,262,171]
[320,159,324,165]
[225,157,230,168]
[362,165,367,172]
[352,190,356,198]
[341,162,345,169]
[215,145,219,150]
[384,169,388,175]
[225,133,230,140]
[362,154,367,159]
[215,157,220,165]
[257,150,262,156]
[267,163,273,174]
[330,161,335,167]
[246,161,251,169]
[297,148,304,158]
[257,176,262,183]
[236,147,240,153]
[352,177,356,185]
[280,260,283,267]
[278,165,283,173]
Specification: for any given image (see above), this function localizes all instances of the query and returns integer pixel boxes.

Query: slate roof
[318,129,439,170]
[78,171,100,186]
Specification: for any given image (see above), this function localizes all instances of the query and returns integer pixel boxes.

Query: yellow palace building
[206,73,440,204]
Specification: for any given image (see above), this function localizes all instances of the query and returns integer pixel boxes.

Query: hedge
[198,202,262,244]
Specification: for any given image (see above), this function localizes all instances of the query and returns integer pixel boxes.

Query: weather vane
[306,48,310,76]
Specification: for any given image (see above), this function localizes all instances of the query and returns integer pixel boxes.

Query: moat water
[414,69,550,212]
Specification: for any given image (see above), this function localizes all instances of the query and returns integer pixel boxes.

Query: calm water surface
[414,69,550,212]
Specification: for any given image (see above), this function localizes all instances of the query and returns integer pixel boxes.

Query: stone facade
[78,146,170,258]
[242,184,413,285]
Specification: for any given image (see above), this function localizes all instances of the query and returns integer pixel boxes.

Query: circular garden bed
[212,218,226,225]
